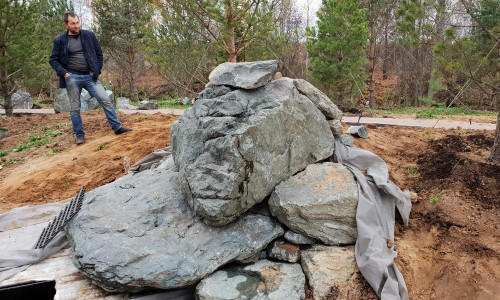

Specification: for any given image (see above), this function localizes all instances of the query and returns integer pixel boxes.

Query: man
[49,12,131,144]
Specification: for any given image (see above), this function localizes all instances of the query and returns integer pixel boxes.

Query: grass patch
[129,98,191,110]
[407,166,419,175]
[430,190,446,204]
[0,150,8,157]
[372,106,497,119]
[96,143,107,151]
[43,129,63,138]
[12,135,52,152]
[1,158,25,165]
[45,148,59,157]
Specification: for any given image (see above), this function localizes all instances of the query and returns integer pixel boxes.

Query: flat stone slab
[196,259,305,300]
[208,60,279,89]
[66,169,283,293]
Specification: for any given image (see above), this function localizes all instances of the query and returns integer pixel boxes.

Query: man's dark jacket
[49,29,103,88]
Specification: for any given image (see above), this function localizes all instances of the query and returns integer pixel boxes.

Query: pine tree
[307,0,369,105]
[93,0,154,102]
[162,0,279,63]
[0,0,69,116]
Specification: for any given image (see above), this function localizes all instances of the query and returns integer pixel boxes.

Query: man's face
[64,15,81,35]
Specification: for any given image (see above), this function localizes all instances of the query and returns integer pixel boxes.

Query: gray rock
[196,260,305,300]
[138,100,158,110]
[301,245,356,300]
[80,89,101,111]
[327,119,344,136]
[266,239,300,263]
[284,230,316,245]
[196,85,234,100]
[208,60,279,89]
[346,125,368,138]
[171,78,335,226]
[53,88,70,113]
[116,97,137,110]
[53,88,102,113]
[334,135,354,147]
[269,162,358,245]
[293,79,342,120]
[11,90,32,109]
[66,170,284,293]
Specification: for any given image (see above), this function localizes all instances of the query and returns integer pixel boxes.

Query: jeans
[65,74,121,136]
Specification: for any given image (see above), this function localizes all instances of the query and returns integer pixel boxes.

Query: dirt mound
[0,111,177,212]
[417,134,500,208]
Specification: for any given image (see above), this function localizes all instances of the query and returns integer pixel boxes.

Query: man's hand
[64,73,71,78]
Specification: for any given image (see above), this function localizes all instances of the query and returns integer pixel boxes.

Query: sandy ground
[0,111,498,299]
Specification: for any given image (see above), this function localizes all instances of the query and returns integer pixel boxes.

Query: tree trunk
[1,69,13,116]
[367,20,376,108]
[488,112,500,162]
[226,0,237,63]
[383,20,389,80]
[128,51,139,102]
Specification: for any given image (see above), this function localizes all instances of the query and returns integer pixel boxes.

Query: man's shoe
[115,127,132,135]
[75,135,85,145]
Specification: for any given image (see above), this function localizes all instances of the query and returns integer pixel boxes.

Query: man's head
[63,12,80,35]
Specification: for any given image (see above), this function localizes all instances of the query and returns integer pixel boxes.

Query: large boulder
[11,90,33,109]
[53,88,102,113]
[171,77,335,226]
[66,169,283,292]
[196,259,305,300]
[116,97,136,110]
[301,245,356,300]
[138,100,158,110]
[208,60,279,89]
[268,162,358,245]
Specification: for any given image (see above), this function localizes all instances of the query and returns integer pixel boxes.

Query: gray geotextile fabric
[129,147,172,173]
[0,202,69,282]
[332,141,411,300]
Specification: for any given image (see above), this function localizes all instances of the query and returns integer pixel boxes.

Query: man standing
[49,12,131,144]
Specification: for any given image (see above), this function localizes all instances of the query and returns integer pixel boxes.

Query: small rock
[138,100,158,110]
[346,125,368,138]
[301,245,356,300]
[284,230,316,245]
[116,97,136,110]
[196,259,305,300]
[266,238,300,263]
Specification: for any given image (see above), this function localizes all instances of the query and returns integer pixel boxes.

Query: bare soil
[0,111,498,299]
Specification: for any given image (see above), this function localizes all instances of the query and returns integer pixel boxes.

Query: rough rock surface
[138,100,158,110]
[266,239,300,263]
[208,60,279,89]
[301,245,356,300]
[53,88,102,113]
[327,119,344,136]
[292,79,342,121]
[171,78,335,226]
[66,169,283,293]
[334,135,354,147]
[116,97,136,110]
[269,162,358,245]
[11,90,33,109]
[284,230,316,245]
[196,259,305,300]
